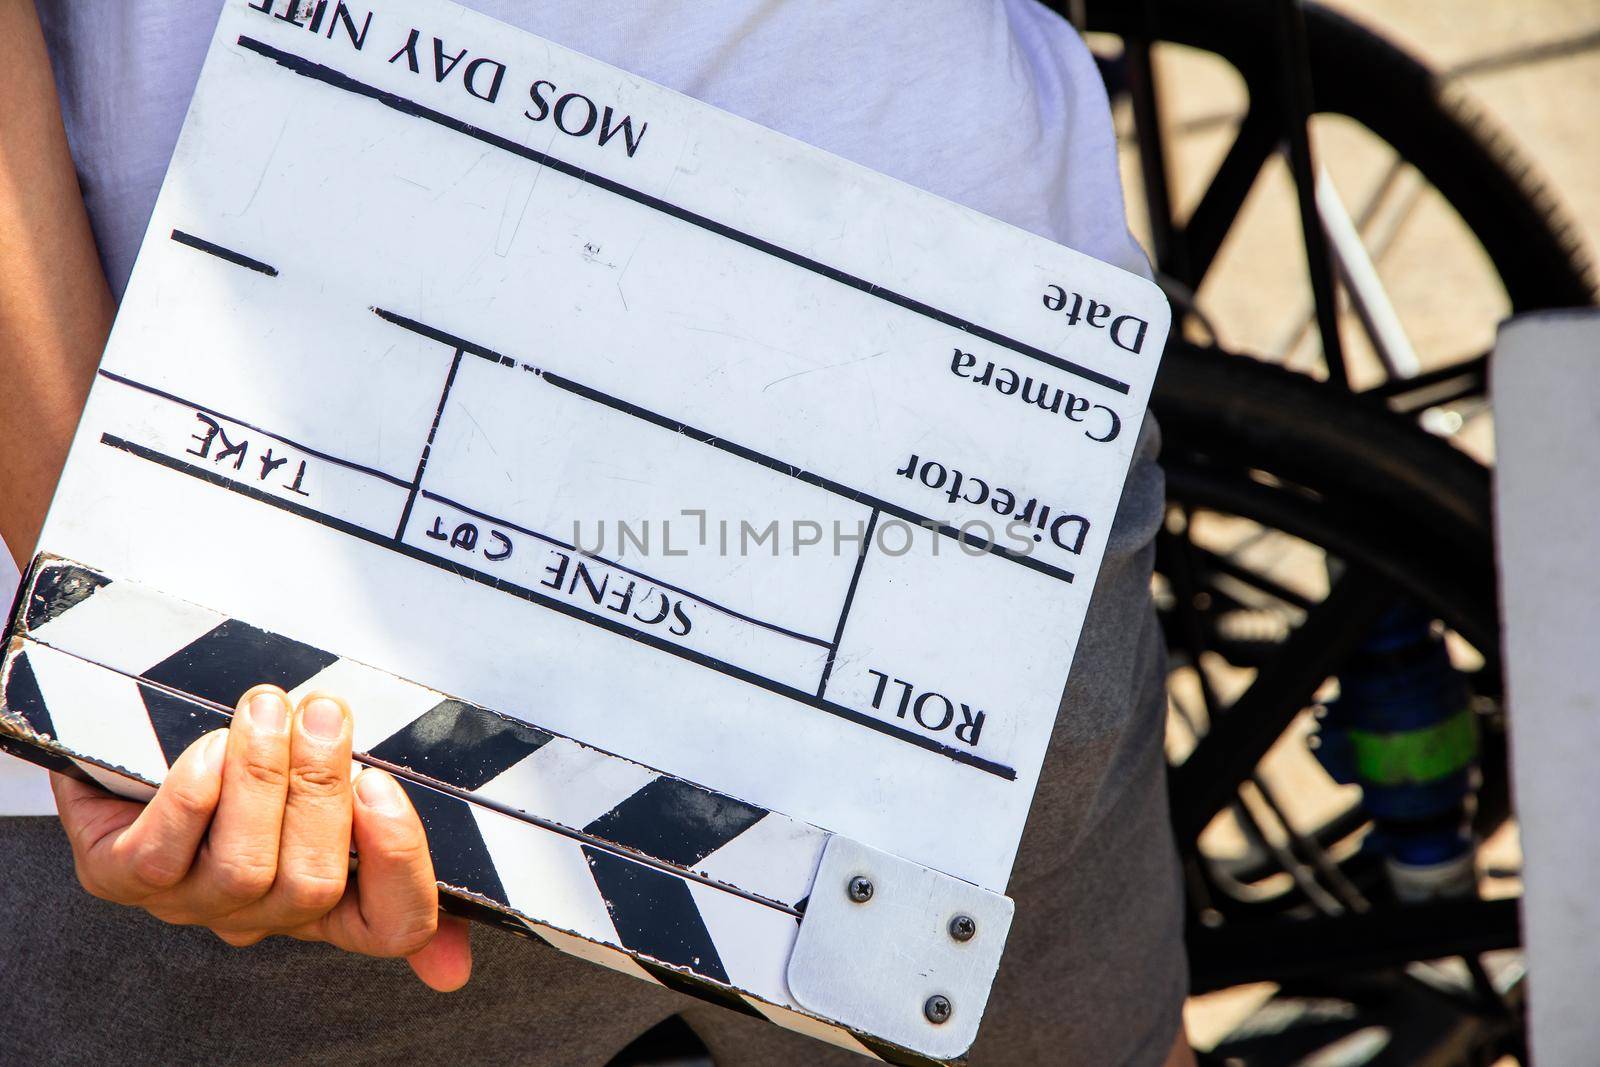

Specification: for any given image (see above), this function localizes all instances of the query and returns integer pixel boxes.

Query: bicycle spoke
[1229,800,1369,884]
[1249,773,1370,914]
[1124,37,1185,279]
[1165,510,1343,922]
[1177,105,1276,291]
[1276,0,1349,386]
[1158,516,1225,722]
[1230,789,1345,915]
[1169,564,1393,841]
[1195,542,1316,613]
[1364,352,1489,412]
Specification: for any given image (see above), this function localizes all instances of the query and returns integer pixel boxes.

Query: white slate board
[37,0,1167,893]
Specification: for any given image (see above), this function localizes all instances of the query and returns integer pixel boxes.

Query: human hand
[50,685,472,990]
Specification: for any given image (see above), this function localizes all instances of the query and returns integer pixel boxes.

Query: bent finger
[51,771,143,899]
[190,686,292,910]
[310,769,438,959]
[104,728,228,899]
[252,694,353,927]
[52,729,226,903]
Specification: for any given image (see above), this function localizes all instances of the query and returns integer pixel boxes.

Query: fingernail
[199,730,228,774]
[248,691,289,733]
[356,770,404,814]
[302,697,345,741]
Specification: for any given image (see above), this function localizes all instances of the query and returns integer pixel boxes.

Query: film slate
[0,0,1169,1060]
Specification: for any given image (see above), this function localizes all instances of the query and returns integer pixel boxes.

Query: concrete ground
[1089,1,1600,1056]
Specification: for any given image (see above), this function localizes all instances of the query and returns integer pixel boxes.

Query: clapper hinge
[787,837,1015,1061]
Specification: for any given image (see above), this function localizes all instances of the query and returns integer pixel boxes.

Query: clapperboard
[0,1,1168,1061]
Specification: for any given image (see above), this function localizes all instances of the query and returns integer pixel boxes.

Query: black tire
[1150,345,1505,917]
[1080,0,1596,320]
[1154,346,1495,596]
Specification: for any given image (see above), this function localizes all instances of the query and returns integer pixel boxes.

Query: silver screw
[847,875,874,903]
[948,914,976,942]
[924,995,952,1024]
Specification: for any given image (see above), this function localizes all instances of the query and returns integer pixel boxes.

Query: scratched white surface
[38,0,1168,891]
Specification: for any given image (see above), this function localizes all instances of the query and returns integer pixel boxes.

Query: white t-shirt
[2,0,1144,813]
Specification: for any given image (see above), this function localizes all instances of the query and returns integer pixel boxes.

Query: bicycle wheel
[1079,0,1595,439]
[1149,346,1512,987]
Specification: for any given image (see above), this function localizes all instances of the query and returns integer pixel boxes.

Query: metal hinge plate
[787,836,1015,1061]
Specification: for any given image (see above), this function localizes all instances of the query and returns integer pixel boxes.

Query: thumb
[406,912,472,991]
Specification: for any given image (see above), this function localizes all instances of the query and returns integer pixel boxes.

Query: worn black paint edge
[237,35,1130,397]
[584,778,769,869]
[99,432,1017,779]
[170,229,279,277]
[400,778,511,904]
[858,1032,950,1067]
[369,698,553,791]
[585,845,731,985]
[438,890,545,940]
[0,733,81,778]
[24,560,111,634]
[637,958,766,1020]
[2,652,54,740]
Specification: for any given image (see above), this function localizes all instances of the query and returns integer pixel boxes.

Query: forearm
[0,0,114,567]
